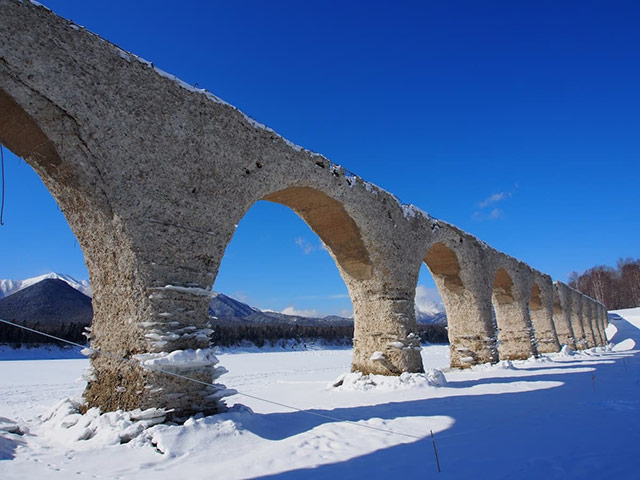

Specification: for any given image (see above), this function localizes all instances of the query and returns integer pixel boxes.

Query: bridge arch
[261,186,372,281]
[216,182,424,376]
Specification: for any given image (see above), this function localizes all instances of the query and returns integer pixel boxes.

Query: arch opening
[424,242,464,295]
[214,187,422,375]
[263,187,372,281]
[213,198,355,321]
[530,283,543,311]
[493,268,515,304]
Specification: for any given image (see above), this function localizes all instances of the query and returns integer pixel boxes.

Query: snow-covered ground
[1,308,639,479]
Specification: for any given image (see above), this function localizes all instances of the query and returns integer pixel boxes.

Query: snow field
[0,308,639,479]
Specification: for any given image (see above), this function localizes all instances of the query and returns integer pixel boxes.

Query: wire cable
[0,317,424,440]
[0,317,629,445]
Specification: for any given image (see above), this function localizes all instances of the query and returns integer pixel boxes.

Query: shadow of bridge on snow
[236,316,640,479]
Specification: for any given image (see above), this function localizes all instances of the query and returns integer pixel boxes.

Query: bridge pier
[350,279,424,375]
[529,276,561,353]
[554,282,577,349]
[569,292,588,350]
[602,305,609,345]
[582,298,597,348]
[82,252,227,417]
[440,286,498,368]
[424,239,498,369]
[492,267,538,361]
[598,304,608,345]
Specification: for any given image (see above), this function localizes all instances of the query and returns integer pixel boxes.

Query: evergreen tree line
[569,257,640,310]
[1,320,450,347]
[210,323,449,347]
[0,320,88,346]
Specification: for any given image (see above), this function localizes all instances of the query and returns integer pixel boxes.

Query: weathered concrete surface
[0,0,604,415]
[553,282,577,349]
[529,275,560,353]
[597,303,608,345]
[491,264,538,361]
[582,298,597,348]
[569,292,588,350]
[423,233,498,369]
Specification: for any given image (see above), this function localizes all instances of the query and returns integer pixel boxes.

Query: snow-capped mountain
[0,278,93,326]
[210,291,446,326]
[414,285,447,325]
[209,292,353,326]
[0,273,91,299]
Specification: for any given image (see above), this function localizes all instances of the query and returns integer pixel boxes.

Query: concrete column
[590,301,605,346]
[553,282,576,349]
[82,224,228,418]
[582,298,597,348]
[598,304,607,345]
[350,282,424,375]
[599,304,609,345]
[569,291,588,350]
[492,266,538,361]
[424,240,498,369]
[529,276,561,353]
[590,302,603,346]
[437,277,497,368]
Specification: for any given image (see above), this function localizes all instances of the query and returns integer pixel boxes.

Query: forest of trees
[0,320,88,347]
[210,323,449,347]
[1,321,449,348]
[569,257,640,310]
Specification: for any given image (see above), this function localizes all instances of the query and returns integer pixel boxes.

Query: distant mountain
[0,273,91,299]
[0,278,93,326]
[209,292,353,327]
[209,292,446,326]
[0,273,446,328]
[417,310,447,325]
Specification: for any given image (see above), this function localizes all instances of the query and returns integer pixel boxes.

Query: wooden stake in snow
[430,429,441,473]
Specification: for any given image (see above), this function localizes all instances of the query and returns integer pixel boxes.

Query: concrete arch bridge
[0,0,608,416]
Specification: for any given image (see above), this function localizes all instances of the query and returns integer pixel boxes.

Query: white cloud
[473,186,518,221]
[281,304,321,318]
[489,208,503,219]
[339,309,354,318]
[295,237,328,255]
[233,291,250,303]
[295,237,315,255]
[478,192,509,208]
[414,285,444,316]
[295,293,349,300]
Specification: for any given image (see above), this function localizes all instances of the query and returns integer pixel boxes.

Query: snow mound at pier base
[329,369,447,390]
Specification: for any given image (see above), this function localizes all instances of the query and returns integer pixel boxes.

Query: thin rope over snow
[0,317,425,441]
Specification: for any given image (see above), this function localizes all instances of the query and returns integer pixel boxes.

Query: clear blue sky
[1,1,638,316]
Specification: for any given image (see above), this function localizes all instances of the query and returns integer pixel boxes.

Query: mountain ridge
[0,273,446,326]
[0,272,91,299]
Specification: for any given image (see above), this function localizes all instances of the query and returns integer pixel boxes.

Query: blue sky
[1,1,639,316]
